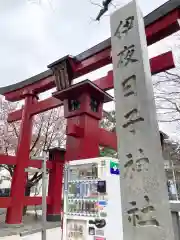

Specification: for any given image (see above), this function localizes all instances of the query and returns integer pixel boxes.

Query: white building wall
[0,169,11,189]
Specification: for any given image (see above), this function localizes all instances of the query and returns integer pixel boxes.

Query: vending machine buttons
[95,219,106,228]
[97,181,106,193]
[89,219,106,228]
[89,227,95,235]
[95,229,104,236]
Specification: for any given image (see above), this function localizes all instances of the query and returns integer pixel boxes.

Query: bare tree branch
[89,0,102,8]
[10,122,19,138]
[30,116,44,152]
[93,0,113,21]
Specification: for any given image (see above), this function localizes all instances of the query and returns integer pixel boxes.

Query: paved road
[0,208,5,215]
[0,212,60,238]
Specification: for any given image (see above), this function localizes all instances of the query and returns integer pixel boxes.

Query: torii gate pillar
[47,148,65,222]
[6,92,38,224]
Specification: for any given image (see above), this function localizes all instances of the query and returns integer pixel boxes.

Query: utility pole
[42,152,48,240]
[171,159,179,201]
[25,152,47,240]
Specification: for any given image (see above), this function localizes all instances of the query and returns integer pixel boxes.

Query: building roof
[0,0,179,95]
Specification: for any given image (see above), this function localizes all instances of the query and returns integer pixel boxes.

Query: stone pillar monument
[110,1,174,239]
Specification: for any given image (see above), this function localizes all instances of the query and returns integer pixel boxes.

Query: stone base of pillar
[4,223,23,227]
[46,214,61,222]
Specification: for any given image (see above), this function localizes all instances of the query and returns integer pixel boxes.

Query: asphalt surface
[0,210,60,237]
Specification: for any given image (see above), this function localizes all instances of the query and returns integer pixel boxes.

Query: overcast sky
[0,0,171,86]
[0,0,179,139]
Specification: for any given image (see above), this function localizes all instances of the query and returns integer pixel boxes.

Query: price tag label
[64,166,68,191]
[94,237,106,240]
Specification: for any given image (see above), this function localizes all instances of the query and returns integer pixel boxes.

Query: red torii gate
[0,0,179,225]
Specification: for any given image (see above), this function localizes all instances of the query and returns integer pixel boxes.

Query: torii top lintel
[0,0,180,102]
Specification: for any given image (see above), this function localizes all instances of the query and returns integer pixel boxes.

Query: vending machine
[62,157,123,240]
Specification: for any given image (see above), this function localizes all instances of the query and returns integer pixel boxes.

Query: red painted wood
[8,97,62,123]
[74,48,112,78]
[149,51,175,74]
[4,75,55,102]
[65,124,117,151]
[7,51,174,123]
[6,95,37,224]
[0,196,51,208]
[99,128,117,150]
[47,149,65,217]
[146,9,180,45]
[95,51,174,91]
[0,197,12,208]
[0,155,15,165]
[4,8,180,102]
[65,116,100,161]
[7,109,22,123]
[24,196,51,206]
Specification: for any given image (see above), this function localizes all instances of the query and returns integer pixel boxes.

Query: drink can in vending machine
[75,200,78,213]
[79,182,84,198]
[82,200,85,214]
[76,182,80,198]
[78,200,81,214]
[85,201,88,214]
[86,182,90,197]
[89,182,92,197]
[92,181,98,197]
[82,182,85,198]
[71,182,76,197]
[84,182,87,198]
